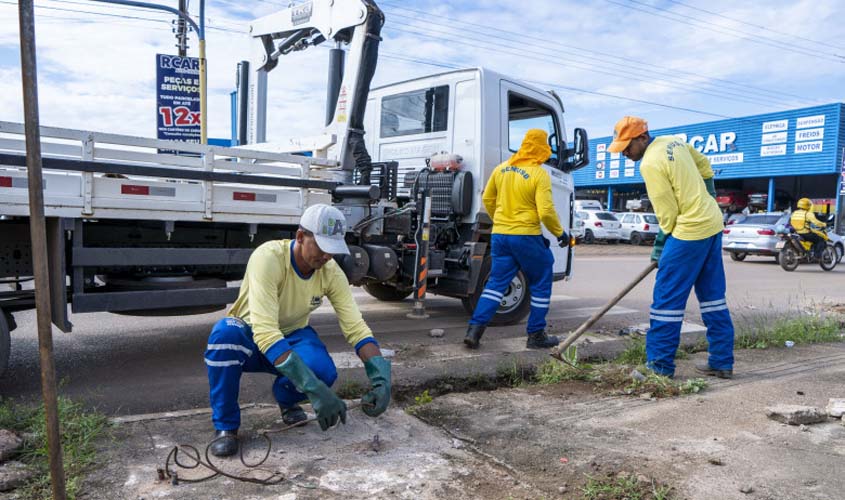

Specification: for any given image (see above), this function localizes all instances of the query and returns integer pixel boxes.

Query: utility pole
[175,0,188,56]
[17,1,67,498]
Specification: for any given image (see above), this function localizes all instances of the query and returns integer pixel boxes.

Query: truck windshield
[507,93,560,166]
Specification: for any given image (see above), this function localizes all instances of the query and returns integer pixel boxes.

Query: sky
[1,0,843,145]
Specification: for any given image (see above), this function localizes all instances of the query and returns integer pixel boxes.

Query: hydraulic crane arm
[246,0,384,184]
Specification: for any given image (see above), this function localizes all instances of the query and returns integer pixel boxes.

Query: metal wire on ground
[160,401,368,486]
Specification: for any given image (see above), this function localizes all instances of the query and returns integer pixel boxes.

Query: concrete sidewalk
[75,342,845,499]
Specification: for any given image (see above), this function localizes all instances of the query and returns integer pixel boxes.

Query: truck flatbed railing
[0,120,342,224]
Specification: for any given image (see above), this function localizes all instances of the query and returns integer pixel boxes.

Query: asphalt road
[1,247,842,415]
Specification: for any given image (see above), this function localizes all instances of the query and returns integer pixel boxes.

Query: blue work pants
[204,318,337,431]
[469,234,554,334]
[648,233,734,376]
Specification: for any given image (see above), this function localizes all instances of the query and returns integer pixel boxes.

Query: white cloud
[0,0,841,146]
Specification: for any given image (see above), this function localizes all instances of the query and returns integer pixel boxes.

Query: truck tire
[363,283,413,302]
[0,311,10,379]
[460,257,531,326]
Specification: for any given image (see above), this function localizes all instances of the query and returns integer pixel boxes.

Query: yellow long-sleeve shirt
[228,240,373,361]
[483,163,564,237]
[639,136,723,241]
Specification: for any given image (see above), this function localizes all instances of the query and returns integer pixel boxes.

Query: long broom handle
[550,261,658,361]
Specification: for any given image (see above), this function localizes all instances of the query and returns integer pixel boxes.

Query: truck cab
[349,68,587,323]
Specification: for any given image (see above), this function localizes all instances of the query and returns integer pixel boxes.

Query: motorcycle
[776,226,837,272]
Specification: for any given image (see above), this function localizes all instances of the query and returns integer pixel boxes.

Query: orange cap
[607,116,648,153]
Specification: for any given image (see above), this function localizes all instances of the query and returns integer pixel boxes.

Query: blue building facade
[576,103,845,220]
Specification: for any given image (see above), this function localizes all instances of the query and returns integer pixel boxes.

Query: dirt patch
[409,346,845,500]
[411,385,679,498]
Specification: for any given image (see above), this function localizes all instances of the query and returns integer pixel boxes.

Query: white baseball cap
[299,204,350,255]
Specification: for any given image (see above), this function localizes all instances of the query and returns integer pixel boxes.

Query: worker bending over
[608,116,734,379]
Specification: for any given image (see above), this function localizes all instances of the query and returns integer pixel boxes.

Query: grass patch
[595,366,707,398]
[582,473,675,500]
[0,397,109,500]
[335,380,367,400]
[736,314,843,350]
[496,360,534,387]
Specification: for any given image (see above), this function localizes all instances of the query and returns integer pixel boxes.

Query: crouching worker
[204,204,391,457]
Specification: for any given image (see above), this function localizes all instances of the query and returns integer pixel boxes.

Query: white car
[571,212,586,240]
[617,212,660,245]
[576,210,622,244]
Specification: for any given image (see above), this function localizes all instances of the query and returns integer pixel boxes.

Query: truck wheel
[629,232,643,245]
[461,257,531,326]
[0,311,10,379]
[583,230,595,244]
[729,252,747,262]
[363,283,413,302]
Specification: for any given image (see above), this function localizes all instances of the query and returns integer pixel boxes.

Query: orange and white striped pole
[407,190,432,319]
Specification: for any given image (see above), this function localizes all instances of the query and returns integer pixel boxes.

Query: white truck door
[499,81,572,277]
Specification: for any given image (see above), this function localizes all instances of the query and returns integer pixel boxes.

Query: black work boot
[464,324,486,349]
[695,361,733,379]
[209,430,239,457]
[526,331,560,349]
[280,404,308,426]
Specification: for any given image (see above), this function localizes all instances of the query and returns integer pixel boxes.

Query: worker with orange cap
[608,116,734,379]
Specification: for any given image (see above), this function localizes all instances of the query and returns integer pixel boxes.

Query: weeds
[735,314,842,349]
[335,380,367,400]
[594,366,708,398]
[535,355,593,385]
[405,390,434,414]
[0,397,109,500]
[496,360,532,387]
[582,473,675,500]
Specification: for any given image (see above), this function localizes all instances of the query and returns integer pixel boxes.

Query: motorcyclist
[789,198,827,258]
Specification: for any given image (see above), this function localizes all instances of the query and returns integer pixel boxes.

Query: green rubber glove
[651,229,667,264]
[276,352,347,431]
[361,356,391,417]
[703,177,717,198]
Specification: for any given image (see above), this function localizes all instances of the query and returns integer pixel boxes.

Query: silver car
[722,212,790,261]
[617,212,660,245]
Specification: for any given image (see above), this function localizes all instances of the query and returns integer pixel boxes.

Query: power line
[386,21,794,110]
[380,51,736,120]
[385,12,805,108]
[663,0,845,51]
[378,0,819,104]
[608,0,845,64]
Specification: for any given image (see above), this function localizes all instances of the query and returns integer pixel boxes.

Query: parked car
[577,210,621,244]
[722,213,789,261]
[715,189,748,213]
[747,189,793,211]
[575,199,604,211]
[624,195,651,212]
[572,212,586,240]
[617,212,659,245]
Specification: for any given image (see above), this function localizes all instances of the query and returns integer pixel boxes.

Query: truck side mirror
[560,127,589,172]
